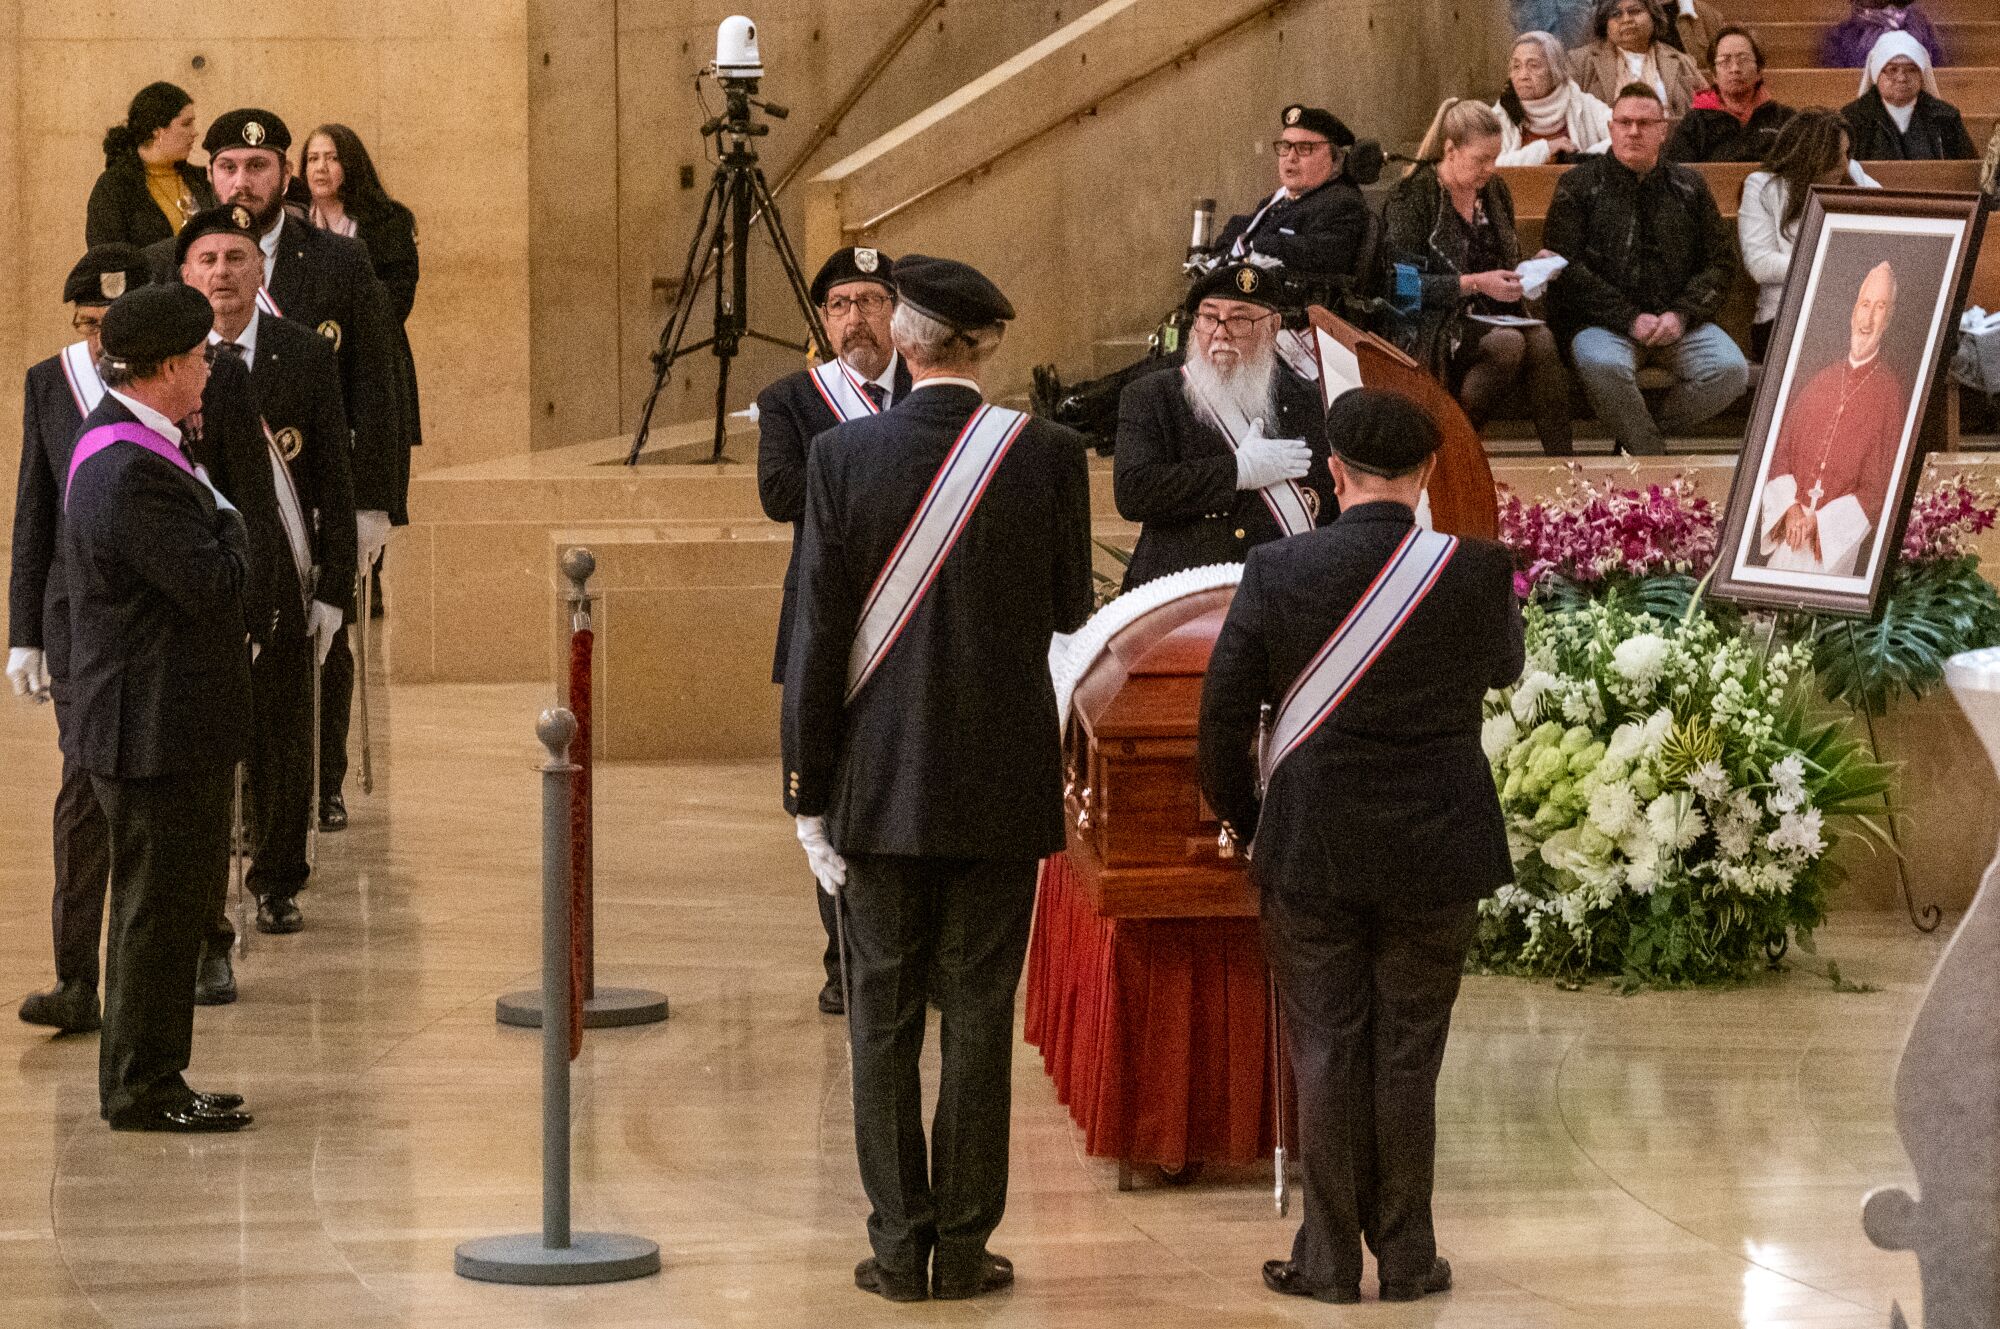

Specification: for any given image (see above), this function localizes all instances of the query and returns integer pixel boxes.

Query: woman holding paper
[1384,100,1573,455]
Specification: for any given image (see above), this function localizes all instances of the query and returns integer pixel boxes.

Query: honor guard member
[756,244,912,1015]
[1113,261,1333,590]
[168,107,407,832]
[1197,389,1523,1305]
[1211,105,1372,296]
[782,255,1093,1302]
[63,283,255,1131]
[180,204,357,937]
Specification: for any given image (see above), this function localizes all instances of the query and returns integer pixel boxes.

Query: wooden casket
[1058,574,1254,919]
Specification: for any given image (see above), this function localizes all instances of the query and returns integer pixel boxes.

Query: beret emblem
[243,121,266,147]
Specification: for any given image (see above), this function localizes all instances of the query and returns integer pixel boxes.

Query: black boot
[195,945,237,1006]
[19,980,101,1034]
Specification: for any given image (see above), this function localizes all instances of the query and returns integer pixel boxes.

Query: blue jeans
[1569,323,1749,456]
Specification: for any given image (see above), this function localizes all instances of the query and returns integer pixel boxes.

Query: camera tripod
[625,79,831,466]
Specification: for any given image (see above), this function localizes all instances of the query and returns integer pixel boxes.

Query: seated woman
[1384,99,1572,456]
[1842,32,1977,161]
[1495,31,1613,166]
[1667,27,1793,163]
[1820,0,1945,69]
[1569,0,1706,121]
[85,82,215,247]
[1738,110,1877,362]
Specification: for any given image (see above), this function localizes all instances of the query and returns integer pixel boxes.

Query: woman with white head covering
[1840,31,1978,160]
[1494,31,1615,166]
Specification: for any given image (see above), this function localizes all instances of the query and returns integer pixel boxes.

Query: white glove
[1233,419,1312,491]
[795,815,847,897]
[357,509,392,570]
[192,463,236,514]
[7,647,51,701]
[307,600,345,666]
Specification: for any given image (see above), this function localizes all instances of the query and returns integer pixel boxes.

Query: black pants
[1454,322,1573,456]
[815,876,840,986]
[49,692,111,987]
[93,764,233,1120]
[247,630,314,902]
[841,854,1037,1280]
[1260,886,1478,1291]
[319,615,353,796]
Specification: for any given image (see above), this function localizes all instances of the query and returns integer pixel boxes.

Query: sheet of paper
[1313,326,1364,409]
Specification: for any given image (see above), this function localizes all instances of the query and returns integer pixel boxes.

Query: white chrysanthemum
[1767,753,1808,813]
[1640,708,1674,756]
[1611,632,1669,686]
[1482,711,1521,764]
[1766,807,1826,859]
[1688,759,1729,802]
[1606,721,1647,766]
[1715,817,1754,861]
[1646,793,1707,851]
[1587,782,1640,838]
[1626,853,1660,894]
[1511,670,1555,721]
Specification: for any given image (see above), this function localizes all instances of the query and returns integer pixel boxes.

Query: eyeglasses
[1272,140,1330,158]
[1192,310,1276,337]
[1611,116,1668,131]
[1712,53,1760,68]
[1608,4,1651,18]
[71,312,103,334]
[823,292,893,317]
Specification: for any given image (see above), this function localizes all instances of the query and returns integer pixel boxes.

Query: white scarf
[1520,81,1578,137]
[1860,31,1940,99]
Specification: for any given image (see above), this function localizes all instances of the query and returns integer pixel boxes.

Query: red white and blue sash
[59,340,107,417]
[256,286,282,318]
[1181,368,1317,539]
[1259,526,1457,788]
[63,422,195,510]
[844,404,1029,704]
[807,358,883,423]
[262,421,316,608]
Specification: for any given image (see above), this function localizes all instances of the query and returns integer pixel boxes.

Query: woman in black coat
[85,82,215,247]
[1382,99,1572,455]
[1841,33,1977,161]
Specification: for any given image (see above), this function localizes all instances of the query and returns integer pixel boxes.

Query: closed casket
[1055,567,1254,919]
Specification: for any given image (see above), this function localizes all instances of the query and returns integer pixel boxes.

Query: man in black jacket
[1547,84,1748,454]
[1665,28,1795,164]
[1212,105,1371,299]
[756,245,913,1015]
[782,256,1093,1303]
[63,283,255,1132]
[180,204,357,938]
[1199,389,1523,1305]
[1114,261,1332,589]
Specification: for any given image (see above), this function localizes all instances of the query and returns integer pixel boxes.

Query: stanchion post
[454,708,659,1286]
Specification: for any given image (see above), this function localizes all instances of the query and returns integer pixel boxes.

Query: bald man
[1756,261,1908,577]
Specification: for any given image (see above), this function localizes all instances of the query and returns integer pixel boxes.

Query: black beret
[810,246,896,306]
[175,203,264,266]
[64,244,151,305]
[891,254,1014,331]
[203,108,291,156]
[1184,261,1284,313]
[99,283,215,368]
[1279,103,1355,149]
[1325,387,1440,476]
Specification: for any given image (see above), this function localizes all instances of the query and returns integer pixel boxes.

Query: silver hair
[890,301,1003,368]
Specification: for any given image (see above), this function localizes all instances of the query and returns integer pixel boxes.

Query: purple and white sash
[262,421,316,609]
[807,359,882,423]
[59,340,107,417]
[844,404,1029,704]
[63,422,195,510]
[1181,368,1317,539]
[256,286,282,318]
[1259,526,1457,788]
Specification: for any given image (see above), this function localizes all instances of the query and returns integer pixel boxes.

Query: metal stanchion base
[496,986,669,1029]
[455,1232,660,1285]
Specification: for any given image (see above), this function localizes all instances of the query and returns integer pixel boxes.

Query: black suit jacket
[85,156,214,249]
[1665,100,1795,165]
[755,355,914,682]
[1197,501,1524,909]
[185,354,287,650]
[1841,88,1979,162]
[781,385,1095,858]
[244,314,359,629]
[1213,177,1369,289]
[1113,364,1334,590]
[356,203,424,450]
[59,396,254,778]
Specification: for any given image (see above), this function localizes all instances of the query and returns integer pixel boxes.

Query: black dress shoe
[933,1251,1013,1300]
[18,980,100,1034]
[191,1091,245,1112]
[257,896,304,934]
[1380,1256,1452,1302]
[318,794,347,832]
[817,979,844,1015]
[854,1257,927,1303]
[194,949,237,1005]
[1261,1259,1360,1304]
[110,1105,252,1132]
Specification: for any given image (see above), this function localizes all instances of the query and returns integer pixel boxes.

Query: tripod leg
[750,168,831,360]
[712,352,732,462]
[1269,969,1289,1217]
[626,168,731,465]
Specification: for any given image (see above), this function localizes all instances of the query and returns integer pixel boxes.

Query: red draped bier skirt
[1023,852,1293,1170]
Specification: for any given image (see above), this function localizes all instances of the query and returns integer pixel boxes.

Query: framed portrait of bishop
[1711,187,1987,617]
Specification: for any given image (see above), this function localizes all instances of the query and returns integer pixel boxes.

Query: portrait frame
[1710,187,1987,619]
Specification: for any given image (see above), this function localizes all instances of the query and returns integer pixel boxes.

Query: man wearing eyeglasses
[1113,262,1333,590]
[756,245,912,1016]
[1546,83,1747,455]
[1210,104,1370,299]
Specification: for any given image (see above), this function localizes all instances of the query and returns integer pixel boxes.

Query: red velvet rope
[568,625,593,1060]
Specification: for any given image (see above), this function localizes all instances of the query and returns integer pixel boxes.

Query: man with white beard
[1113,262,1334,589]
[757,246,913,1015]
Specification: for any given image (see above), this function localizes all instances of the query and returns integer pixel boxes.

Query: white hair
[890,301,1004,370]
[1183,333,1279,428]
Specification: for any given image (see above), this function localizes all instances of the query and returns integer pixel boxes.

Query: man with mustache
[756,247,912,1015]
[1755,261,1907,576]
[1113,261,1334,590]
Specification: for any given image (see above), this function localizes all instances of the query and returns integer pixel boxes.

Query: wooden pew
[1754,21,2000,69]
[1763,65,2000,115]
[1745,0,1991,22]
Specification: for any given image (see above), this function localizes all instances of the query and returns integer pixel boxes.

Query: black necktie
[212,341,246,363]
[862,382,888,411]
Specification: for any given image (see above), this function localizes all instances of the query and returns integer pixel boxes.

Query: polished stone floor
[0,647,1948,1327]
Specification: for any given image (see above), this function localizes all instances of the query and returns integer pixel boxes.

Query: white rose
[1611,633,1669,686]
[1482,711,1521,764]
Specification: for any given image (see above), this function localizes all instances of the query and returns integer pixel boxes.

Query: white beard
[1182,341,1279,429]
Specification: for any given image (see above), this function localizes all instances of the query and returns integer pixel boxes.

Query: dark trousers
[93,764,233,1120]
[815,876,840,985]
[1260,886,1479,1291]
[319,617,353,796]
[247,630,314,902]
[49,694,112,987]
[1454,322,1573,456]
[842,854,1038,1279]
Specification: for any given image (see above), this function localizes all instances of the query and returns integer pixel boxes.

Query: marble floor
[0,633,1948,1328]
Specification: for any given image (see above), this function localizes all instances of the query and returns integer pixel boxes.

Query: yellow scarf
[145,161,192,234]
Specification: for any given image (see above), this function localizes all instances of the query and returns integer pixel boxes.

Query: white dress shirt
[208,308,262,371]
[105,389,185,448]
